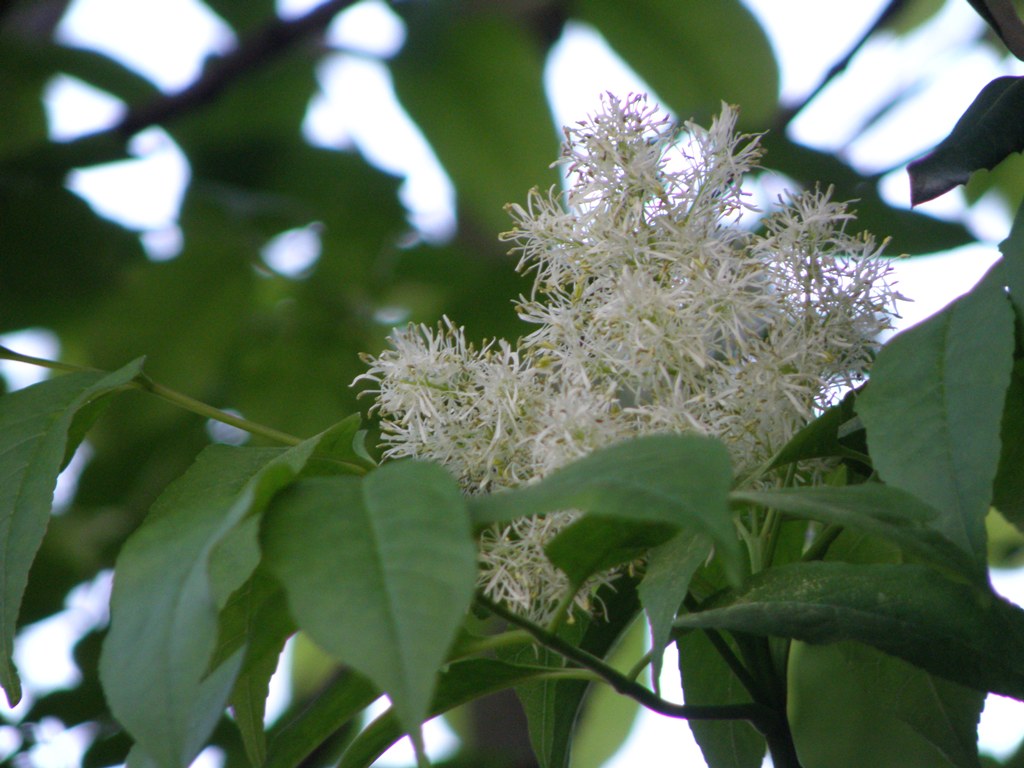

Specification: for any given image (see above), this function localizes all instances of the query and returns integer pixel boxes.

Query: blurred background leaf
[1,0,1020,765]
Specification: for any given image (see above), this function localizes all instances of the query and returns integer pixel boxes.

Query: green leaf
[638,531,712,690]
[337,659,559,768]
[731,484,983,582]
[512,645,581,768]
[100,429,334,768]
[265,669,378,768]
[575,0,778,128]
[0,181,143,331]
[214,567,296,767]
[1000,198,1024,309]
[674,561,1024,700]
[390,13,559,236]
[994,360,1024,529]
[469,434,741,585]
[678,630,765,768]
[569,619,645,768]
[909,76,1024,205]
[504,581,641,768]
[994,205,1024,529]
[0,358,142,705]
[769,388,867,469]
[788,641,983,768]
[207,516,285,765]
[261,461,477,746]
[545,516,677,588]
[880,0,946,34]
[857,264,1015,565]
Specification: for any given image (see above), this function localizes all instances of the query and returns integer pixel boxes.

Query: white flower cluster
[356,94,899,621]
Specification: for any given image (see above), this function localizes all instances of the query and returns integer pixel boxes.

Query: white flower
[356,93,900,622]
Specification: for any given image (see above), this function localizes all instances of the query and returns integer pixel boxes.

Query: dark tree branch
[114,0,358,138]
[774,0,912,131]
[476,594,779,730]
[0,0,70,37]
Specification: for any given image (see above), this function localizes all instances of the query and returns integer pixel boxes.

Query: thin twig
[476,594,778,731]
[680,595,765,703]
[116,0,358,137]
[0,344,92,374]
[132,373,305,447]
[0,344,313,449]
[774,0,912,130]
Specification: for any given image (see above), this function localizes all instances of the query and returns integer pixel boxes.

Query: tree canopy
[2,1,1024,767]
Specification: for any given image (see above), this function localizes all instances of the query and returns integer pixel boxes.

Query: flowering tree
[2,1,1024,767]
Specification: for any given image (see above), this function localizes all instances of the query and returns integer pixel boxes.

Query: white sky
[4,0,1024,766]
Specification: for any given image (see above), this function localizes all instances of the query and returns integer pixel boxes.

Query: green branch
[0,344,88,374]
[132,373,303,446]
[476,594,778,730]
[0,345,304,447]
[679,595,766,704]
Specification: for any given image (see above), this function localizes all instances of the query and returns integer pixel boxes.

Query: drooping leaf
[0,358,143,705]
[469,434,741,584]
[638,530,712,690]
[908,76,1024,205]
[99,421,347,768]
[337,659,562,768]
[785,504,985,768]
[678,629,765,768]
[262,461,477,749]
[788,640,983,768]
[731,484,983,582]
[857,264,1015,566]
[674,561,1024,700]
[513,647,580,768]
[575,0,778,128]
